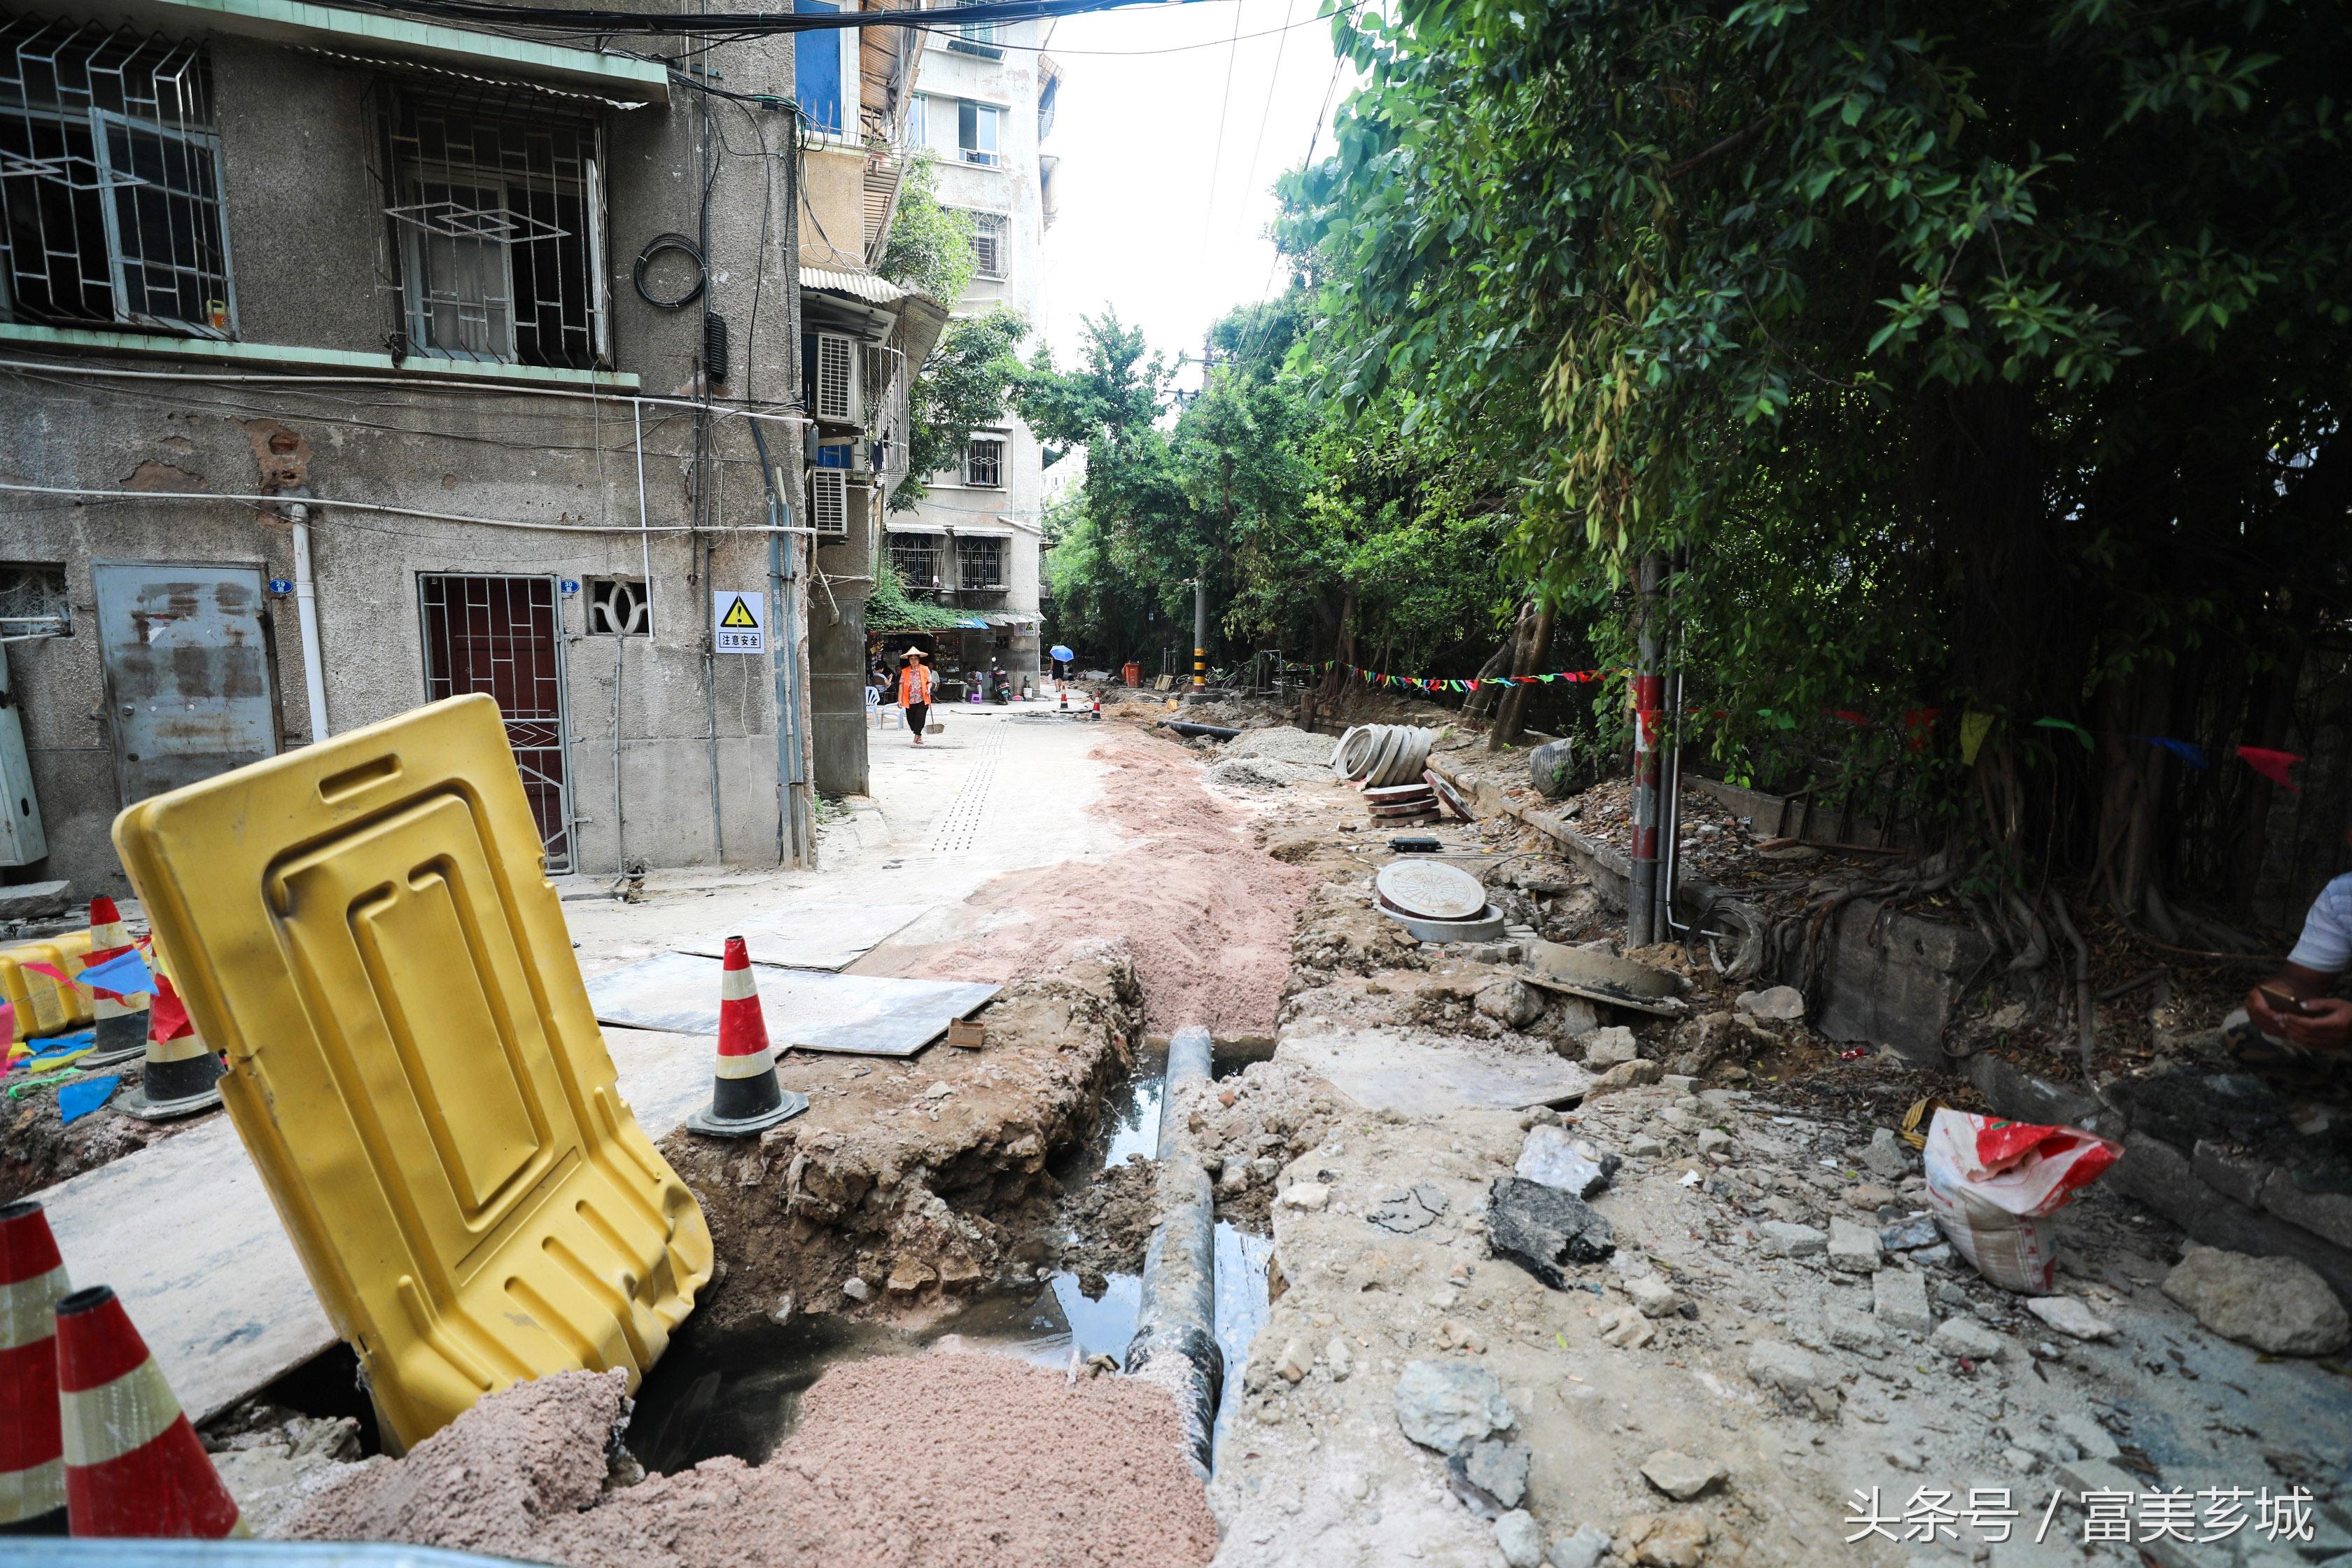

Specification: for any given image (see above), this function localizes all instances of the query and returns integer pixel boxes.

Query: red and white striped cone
[80,899,148,1070]
[684,937,806,1138]
[55,1285,245,1539]
[117,955,222,1122]
[0,1200,71,1536]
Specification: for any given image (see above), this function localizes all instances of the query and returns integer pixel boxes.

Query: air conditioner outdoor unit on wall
[814,332,858,423]
[808,468,850,536]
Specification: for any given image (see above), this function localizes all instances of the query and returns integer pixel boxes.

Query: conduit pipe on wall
[286,500,330,745]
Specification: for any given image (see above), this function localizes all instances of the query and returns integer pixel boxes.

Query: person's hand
[2278,997,2352,1053]
[2246,985,2290,1036]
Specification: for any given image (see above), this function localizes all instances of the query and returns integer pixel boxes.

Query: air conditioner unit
[808,468,850,536]
[814,332,858,423]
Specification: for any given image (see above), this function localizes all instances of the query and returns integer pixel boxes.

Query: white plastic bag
[1921,1109,2121,1292]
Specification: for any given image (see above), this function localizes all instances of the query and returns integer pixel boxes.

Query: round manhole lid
[1375,859,1488,920]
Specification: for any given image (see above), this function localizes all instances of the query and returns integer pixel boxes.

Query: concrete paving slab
[586,952,998,1056]
[1280,1026,1594,1114]
[672,902,933,972]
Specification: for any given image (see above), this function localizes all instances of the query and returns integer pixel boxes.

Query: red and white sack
[1921,1110,2122,1292]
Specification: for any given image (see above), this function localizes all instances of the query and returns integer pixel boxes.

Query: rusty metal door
[90,561,281,806]
[416,573,573,873]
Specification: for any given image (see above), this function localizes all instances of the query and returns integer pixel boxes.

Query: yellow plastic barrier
[113,694,712,1452]
[0,930,96,1035]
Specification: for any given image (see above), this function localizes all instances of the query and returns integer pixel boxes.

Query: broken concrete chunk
[1746,1341,1840,1416]
[1326,1338,1354,1381]
[1516,1124,1620,1199]
[1489,1175,1616,1288]
[1757,1221,1827,1258]
[886,1259,937,1296]
[1550,1523,1613,1568]
[1879,1216,1940,1252]
[1581,1027,1639,1069]
[1641,1449,1728,1502]
[1275,1339,1312,1383]
[1618,1510,1711,1568]
[2051,1411,2119,1461]
[1368,1183,1450,1234]
[1394,1358,1517,1457]
[2024,1294,2118,1341]
[1280,1181,1331,1212]
[0,879,71,920]
[1497,1509,1547,1568]
[839,1276,871,1302]
[2161,1245,2351,1356]
[1450,1437,1531,1513]
[1586,1059,1665,1098]
[1478,978,1548,1030]
[1628,1132,1666,1158]
[1626,1273,1681,1318]
[1735,985,1806,1021]
[1823,1306,1886,1357]
[1600,1307,1655,1348]
[1930,1317,2008,1362]
[1695,1128,1733,1157]
[1864,1126,1911,1180]
[1827,1218,1882,1273]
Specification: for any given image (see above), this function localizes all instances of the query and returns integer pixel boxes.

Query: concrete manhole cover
[1375,859,1488,920]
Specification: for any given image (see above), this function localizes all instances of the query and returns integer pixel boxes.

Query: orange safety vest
[898,664,933,706]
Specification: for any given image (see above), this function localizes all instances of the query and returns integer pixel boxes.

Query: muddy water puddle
[631,1051,1274,1474]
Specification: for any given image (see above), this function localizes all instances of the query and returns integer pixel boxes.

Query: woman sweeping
[897,649,934,746]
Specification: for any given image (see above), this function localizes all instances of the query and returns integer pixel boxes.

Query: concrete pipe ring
[1331,726,1366,779]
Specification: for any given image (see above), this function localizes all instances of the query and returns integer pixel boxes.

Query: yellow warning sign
[719,596,757,629]
[711,589,765,654]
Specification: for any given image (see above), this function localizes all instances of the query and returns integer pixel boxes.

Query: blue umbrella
[1050,645,1075,664]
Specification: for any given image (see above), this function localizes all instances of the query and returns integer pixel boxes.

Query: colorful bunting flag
[2032,716,2094,750]
[1960,710,1995,765]
[2140,736,2211,770]
[2237,746,2304,792]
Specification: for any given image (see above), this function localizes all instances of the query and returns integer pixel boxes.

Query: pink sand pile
[284,1351,1218,1568]
[897,731,1319,1033]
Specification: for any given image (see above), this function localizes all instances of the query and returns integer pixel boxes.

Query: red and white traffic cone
[80,899,148,1070]
[0,1200,71,1536]
[685,937,807,1138]
[117,955,222,1123]
[55,1284,245,1538]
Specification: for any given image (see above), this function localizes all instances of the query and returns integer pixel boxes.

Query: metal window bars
[0,17,234,338]
[417,573,575,872]
[956,534,1004,588]
[889,532,941,587]
[379,86,608,370]
[963,435,1004,487]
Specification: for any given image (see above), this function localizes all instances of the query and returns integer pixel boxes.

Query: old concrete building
[0,0,936,897]
[885,20,1058,700]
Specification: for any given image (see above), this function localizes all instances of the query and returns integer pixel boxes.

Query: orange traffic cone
[80,899,148,1070]
[1,1200,71,1536]
[55,1285,245,1538]
[684,937,807,1138]
[116,957,222,1122]
[1058,682,1069,711]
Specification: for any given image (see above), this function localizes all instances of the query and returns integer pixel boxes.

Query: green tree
[875,153,974,305]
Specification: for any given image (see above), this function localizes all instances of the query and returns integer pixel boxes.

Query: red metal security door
[418,573,573,872]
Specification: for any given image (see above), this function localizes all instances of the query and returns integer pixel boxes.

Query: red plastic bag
[1921,1110,2120,1292]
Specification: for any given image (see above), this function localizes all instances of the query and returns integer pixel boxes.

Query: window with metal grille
[585,577,649,635]
[0,561,71,637]
[965,211,1005,278]
[890,532,941,587]
[962,435,1004,488]
[0,18,234,339]
[384,90,607,369]
[957,535,1004,589]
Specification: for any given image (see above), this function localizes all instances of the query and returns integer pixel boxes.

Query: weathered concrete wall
[0,18,809,892]
[1809,898,1993,1065]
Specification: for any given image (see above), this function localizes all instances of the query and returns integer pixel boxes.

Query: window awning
[949,522,1014,538]
[953,611,1040,629]
[802,267,909,306]
[883,519,948,536]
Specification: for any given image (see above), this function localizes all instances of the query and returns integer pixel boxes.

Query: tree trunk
[1490,599,1555,750]
[2090,658,2173,918]
[1465,601,1532,719]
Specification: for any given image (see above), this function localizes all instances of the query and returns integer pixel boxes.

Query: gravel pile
[1224,727,1338,766]
[1205,757,1326,792]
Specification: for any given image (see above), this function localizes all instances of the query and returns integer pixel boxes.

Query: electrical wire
[1194,0,1249,274]
[1231,0,1299,256]
[332,0,1203,38]
[913,0,1362,56]
[0,480,818,533]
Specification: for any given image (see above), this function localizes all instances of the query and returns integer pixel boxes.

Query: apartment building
[883,19,1058,699]
[0,0,940,896]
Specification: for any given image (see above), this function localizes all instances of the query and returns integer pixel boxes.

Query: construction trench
[5,692,2351,1568]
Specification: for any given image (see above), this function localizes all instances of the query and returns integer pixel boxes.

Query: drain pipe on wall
[283,493,330,745]
[1125,1023,1219,1477]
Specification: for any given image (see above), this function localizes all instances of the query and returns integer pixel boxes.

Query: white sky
[1036,0,1353,392]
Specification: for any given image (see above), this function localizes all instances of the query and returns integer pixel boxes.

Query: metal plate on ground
[675,902,933,972]
[1374,859,1488,920]
[587,951,997,1057]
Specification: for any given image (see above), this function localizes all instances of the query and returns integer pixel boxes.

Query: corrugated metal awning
[884,519,947,535]
[950,522,1014,538]
[802,267,909,306]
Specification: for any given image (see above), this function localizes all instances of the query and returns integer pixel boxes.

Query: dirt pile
[1205,756,1326,793]
[664,946,1144,1331]
[283,1357,1219,1568]
[890,730,1320,1034]
[1,1068,187,1203]
[1056,1151,1161,1286]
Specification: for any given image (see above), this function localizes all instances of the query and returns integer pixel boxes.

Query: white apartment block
[883,18,1060,700]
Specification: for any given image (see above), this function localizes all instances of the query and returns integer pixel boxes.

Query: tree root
[2045,889,2097,1088]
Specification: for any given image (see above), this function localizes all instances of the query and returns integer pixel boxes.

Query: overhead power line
[336,0,1202,36]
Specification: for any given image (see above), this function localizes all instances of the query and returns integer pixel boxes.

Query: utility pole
[1626,552,1667,947]
[1190,574,1208,699]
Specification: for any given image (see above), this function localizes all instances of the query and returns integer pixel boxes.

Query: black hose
[633,231,707,308]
